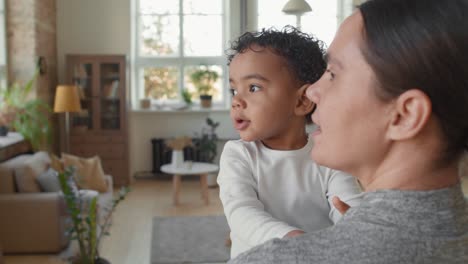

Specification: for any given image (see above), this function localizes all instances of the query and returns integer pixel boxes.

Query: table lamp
[54,85,81,153]
[282,0,312,30]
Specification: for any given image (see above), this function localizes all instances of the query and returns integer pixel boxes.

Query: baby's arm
[325,168,363,223]
[218,141,300,248]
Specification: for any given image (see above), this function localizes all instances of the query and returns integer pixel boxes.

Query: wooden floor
[4,177,468,264]
[4,178,224,264]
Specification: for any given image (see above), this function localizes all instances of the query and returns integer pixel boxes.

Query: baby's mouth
[234,118,250,131]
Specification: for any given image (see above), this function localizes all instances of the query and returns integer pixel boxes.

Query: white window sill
[131,105,230,114]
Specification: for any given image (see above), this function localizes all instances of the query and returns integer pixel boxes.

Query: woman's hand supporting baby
[284,230,306,238]
[332,196,350,215]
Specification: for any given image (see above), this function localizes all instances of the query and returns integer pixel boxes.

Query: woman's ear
[387,89,432,141]
[295,84,315,116]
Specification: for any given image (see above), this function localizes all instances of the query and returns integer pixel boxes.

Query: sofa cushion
[0,154,34,193]
[0,167,15,194]
[14,152,50,193]
[37,168,61,192]
[0,154,34,169]
[33,151,51,166]
[15,168,41,192]
[62,153,108,192]
[49,153,64,173]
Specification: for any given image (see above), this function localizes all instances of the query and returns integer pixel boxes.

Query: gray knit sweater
[230,184,468,264]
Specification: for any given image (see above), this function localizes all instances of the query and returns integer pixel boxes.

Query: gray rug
[151,215,230,264]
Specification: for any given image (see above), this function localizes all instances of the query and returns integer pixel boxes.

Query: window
[257,0,352,47]
[132,0,353,109]
[0,0,6,89]
[134,0,227,107]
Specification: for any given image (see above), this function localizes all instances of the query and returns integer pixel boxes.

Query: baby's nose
[306,84,319,103]
[231,97,245,109]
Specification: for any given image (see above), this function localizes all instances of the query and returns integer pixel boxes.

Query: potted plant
[0,72,51,149]
[193,118,220,186]
[189,66,219,108]
[181,89,193,106]
[58,166,130,264]
[193,118,219,162]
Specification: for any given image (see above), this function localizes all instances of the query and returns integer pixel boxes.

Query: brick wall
[6,0,57,101]
[6,0,58,152]
[6,0,36,84]
[35,0,57,105]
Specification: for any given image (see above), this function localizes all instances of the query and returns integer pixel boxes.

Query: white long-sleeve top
[217,139,363,258]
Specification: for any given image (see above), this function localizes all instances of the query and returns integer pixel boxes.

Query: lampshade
[282,0,312,15]
[53,85,82,113]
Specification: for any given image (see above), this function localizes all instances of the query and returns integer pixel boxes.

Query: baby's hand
[284,230,305,238]
[332,196,351,215]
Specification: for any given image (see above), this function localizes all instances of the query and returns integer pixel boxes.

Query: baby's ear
[295,84,315,116]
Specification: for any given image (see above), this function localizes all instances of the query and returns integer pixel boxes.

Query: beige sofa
[0,152,113,254]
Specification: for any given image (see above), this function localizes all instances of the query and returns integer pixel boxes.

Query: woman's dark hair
[227,26,326,122]
[358,0,468,160]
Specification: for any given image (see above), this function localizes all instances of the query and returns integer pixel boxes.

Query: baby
[218,27,363,258]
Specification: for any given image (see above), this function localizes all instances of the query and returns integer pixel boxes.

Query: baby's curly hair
[227,26,326,122]
[227,26,326,85]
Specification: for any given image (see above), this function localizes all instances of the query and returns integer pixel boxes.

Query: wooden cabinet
[66,54,129,186]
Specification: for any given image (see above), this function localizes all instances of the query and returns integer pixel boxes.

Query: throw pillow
[49,153,64,173]
[15,152,50,193]
[62,153,108,192]
[34,151,52,166]
[37,167,61,192]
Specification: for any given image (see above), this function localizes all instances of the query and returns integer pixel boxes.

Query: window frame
[0,0,7,90]
[132,0,229,109]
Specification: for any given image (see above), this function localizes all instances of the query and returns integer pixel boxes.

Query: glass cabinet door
[71,63,93,131]
[99,63,121,130]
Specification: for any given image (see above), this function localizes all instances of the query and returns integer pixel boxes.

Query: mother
[230,0,468,263]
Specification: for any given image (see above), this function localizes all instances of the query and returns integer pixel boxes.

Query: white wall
[57,0,131,83]
[56,0,238,179]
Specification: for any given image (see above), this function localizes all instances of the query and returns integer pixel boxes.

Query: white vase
[171,150,184,168]
[207,173,218,187]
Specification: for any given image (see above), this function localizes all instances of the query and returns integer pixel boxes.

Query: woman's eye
[249,85,261,93]
[230,88,238,96]
[326,69,335,81]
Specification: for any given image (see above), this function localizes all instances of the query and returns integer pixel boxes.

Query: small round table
[160,162,219,206]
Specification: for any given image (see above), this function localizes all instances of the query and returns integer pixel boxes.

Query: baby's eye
[249,85,261,93]
[230,88,238,96]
